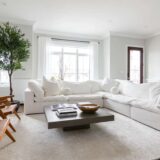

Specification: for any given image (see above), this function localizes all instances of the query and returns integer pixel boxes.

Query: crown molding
[35,29,104,41]
[0,16,35,26]
[110,31,146,39]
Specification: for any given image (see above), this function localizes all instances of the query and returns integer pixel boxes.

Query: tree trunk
[9,73,13,102]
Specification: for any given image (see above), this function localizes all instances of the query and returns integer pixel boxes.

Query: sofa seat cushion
[103,93,136,105]
[67,94,102,101]
[130,100,160,114]
[35,95,67,102]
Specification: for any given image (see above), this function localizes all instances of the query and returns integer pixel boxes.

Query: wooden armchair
[0,96,21,120]
[0,119,15,142]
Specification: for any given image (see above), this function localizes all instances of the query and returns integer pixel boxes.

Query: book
[56,111,77,118]
[51,104,77,111]
[57,108,77,114]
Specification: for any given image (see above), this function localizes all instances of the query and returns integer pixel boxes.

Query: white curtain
[89,41,99,80]
[37,37,52,79]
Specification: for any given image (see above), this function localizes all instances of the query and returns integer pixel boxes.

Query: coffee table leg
[63,124,90,131]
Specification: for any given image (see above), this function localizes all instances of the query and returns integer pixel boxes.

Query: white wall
[103,36,110,78]
[145,35,160,82]
[109,35,145,79]
[0,23,33,102]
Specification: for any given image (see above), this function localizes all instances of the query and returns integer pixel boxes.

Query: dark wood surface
[44,106,114,129]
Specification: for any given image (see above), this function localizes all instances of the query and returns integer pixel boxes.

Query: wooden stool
[0,119,16,142]
[0,96,21,120]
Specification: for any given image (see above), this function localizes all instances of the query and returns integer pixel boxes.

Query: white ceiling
[0,0,160,38]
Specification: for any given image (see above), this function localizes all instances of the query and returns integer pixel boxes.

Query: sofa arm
[24,88,35,114]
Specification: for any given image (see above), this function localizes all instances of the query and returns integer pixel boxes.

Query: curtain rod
[51,38,90,44]
[36,34,100,44]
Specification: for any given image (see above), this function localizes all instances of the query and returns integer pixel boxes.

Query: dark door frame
[127,47,143,83]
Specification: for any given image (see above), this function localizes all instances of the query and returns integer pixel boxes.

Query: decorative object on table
[78,102,100,114]
[0,22,31,102]
[56,108,77,118]
[0,95,21,120]
[51,103,77,111]
[0,119,16,142]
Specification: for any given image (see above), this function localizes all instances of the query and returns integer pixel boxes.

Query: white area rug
[0,110,160,160]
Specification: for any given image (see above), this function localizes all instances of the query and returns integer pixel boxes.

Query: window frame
[46,46,90,81]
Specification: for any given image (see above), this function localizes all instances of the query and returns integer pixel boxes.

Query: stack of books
[56,108,77,118]
[51,103,77,111]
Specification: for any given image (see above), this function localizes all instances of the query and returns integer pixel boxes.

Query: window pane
[78,55,89,81]
[46,54,60,79]
[130,50,141,84]
[0,71,9,84]
[63,54,76,81]
[78,48,89,55]
[63,47,76,53]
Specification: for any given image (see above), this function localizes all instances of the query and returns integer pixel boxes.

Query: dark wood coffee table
[44,106,114,131]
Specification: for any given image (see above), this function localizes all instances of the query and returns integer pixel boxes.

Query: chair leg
[5,129,16,142]
[14,111,21,120]
[9,122,16,132]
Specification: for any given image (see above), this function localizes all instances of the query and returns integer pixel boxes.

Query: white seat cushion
[67,94,102,101]
[103,93,136,104]
[130,99,160,114]
[35,95,67,102]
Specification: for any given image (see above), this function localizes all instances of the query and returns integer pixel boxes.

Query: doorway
[127,47,143,83]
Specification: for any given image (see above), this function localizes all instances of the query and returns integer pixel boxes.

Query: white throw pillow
[28,80,44,98]
[60,88,72,95]
[102,78,119,92]
[110,86,120,94]
[43,76,60,96]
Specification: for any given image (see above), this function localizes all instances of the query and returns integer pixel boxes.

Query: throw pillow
[60,88,72,95]
[28,80,44,98]
[110,86,120,94]
[43,76,60,96]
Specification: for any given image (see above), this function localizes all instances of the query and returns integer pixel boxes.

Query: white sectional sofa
[24,77,160,130]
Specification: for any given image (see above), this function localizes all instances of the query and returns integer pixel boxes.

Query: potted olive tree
[0,22,31,101]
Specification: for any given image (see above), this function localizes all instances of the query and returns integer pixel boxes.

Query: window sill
[0,83,9,88]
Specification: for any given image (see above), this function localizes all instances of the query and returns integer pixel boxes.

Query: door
[127,47,143,83]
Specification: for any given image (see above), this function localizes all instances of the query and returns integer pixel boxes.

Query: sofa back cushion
[90,80,102,93]
[101,78,119,92]
[28,80,44,98]
[61,81,91,94]
[149,83,160,103]
[43,76,60,96]
[118,80,157,100]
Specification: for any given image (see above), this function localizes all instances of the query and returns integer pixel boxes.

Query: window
[0,70,9,85]
[45,44,90,81]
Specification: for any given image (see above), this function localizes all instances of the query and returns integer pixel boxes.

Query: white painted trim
[0,16,35,26]
[110,31,145,39]
[145,32,160,39]
[35,29,104,41]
